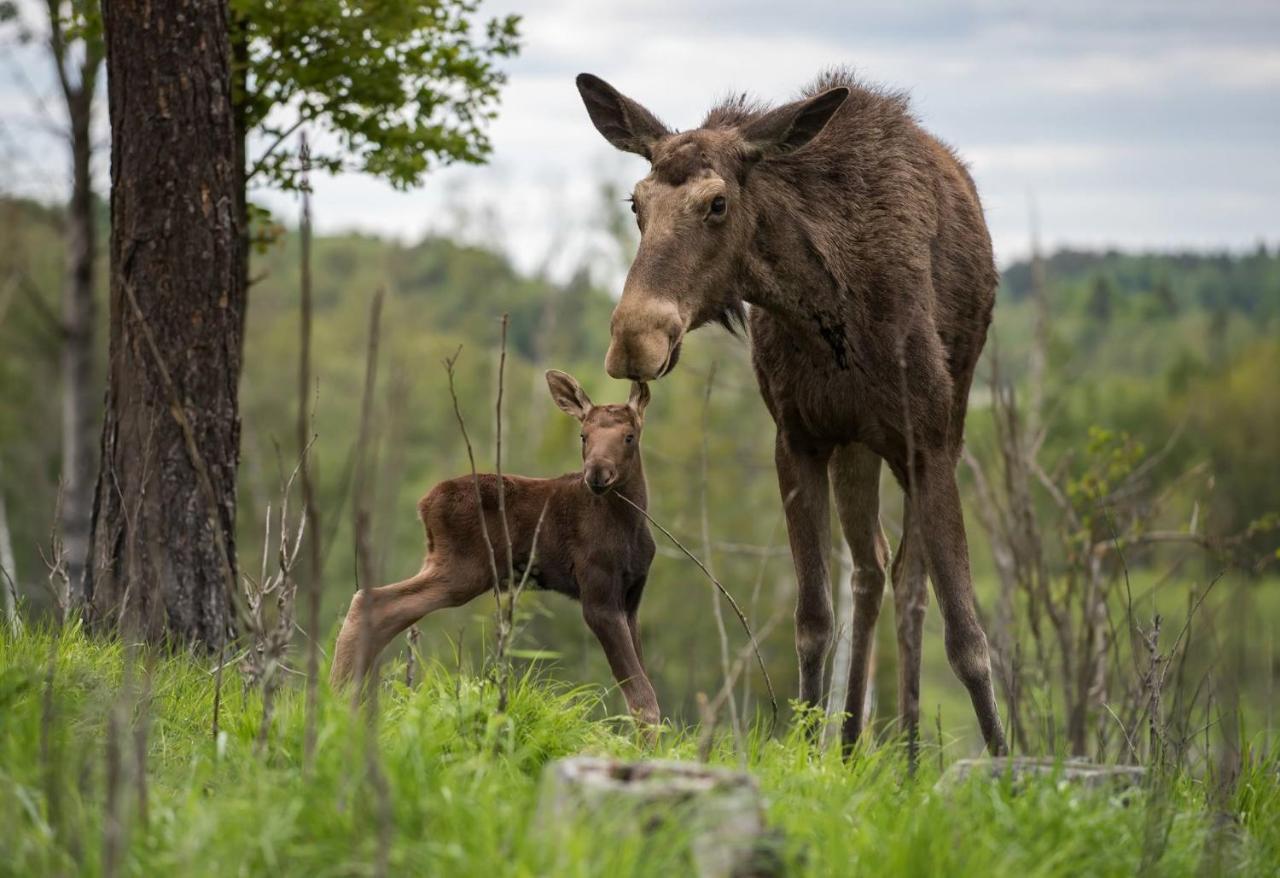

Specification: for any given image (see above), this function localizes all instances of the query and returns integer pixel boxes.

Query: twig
[353,288,385,600]
[442,347,503,690]
[493,315,517,711]
[614,492,778,734]
[699,362,743,751]
[698,611,784,762]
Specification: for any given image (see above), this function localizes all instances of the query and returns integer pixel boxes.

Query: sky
[2,0,1278,281]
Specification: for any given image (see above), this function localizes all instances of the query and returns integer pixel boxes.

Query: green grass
[2,623,1277,877]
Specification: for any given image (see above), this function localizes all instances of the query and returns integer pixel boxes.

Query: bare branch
[614,492,778,734]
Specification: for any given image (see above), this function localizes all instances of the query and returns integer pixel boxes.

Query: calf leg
[775,434,835,711]
[892,504,928,766]
[582,590,660,730]
[830,443,890,753]
[330,560,484,686]
[913,455,1008,755]
[624,576,648,671]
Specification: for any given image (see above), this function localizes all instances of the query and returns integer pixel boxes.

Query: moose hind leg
[330,561,481,687]
[830,443,889,753]
[892,504,928,766]
[914,456,1008,755]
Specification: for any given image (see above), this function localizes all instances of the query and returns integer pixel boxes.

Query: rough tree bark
[46,0,104,600]
[85,0,241,647]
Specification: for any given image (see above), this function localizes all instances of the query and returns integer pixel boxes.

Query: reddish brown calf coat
[330,372,660,728]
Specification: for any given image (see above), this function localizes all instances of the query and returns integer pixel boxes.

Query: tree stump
[937,757,1147,793]
[537,757,777,877]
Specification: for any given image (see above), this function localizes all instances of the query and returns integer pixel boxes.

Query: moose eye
[580,434,586,443]
[709,195,727,216]
[630,200,638,214]
[625,434,635,445]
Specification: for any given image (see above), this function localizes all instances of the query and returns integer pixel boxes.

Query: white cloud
[2,0,1277,278]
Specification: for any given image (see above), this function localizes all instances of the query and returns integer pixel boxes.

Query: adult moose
[576,69,1007,756]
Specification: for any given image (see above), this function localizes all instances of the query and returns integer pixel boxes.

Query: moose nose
[605,297,682,381]
[585,464,617,495]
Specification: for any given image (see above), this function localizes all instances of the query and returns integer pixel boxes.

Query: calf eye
[709,195,726,216]
[625,434,635,445]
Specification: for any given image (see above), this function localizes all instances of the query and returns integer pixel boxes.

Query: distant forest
[2,194,1276,740]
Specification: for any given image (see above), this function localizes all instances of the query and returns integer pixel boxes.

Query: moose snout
[584,462,618,495]
[605,297,683,381]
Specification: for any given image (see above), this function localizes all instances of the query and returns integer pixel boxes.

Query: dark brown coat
[577,68,1007,755]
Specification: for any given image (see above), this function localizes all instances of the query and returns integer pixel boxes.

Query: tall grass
[2,623,1277,876]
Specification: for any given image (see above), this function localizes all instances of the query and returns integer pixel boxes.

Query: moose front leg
[582,591,661,732]
[830,442,889,753]
[775,433,835,712]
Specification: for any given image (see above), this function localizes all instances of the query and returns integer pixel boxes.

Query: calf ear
[740,87,848,159]
[546,370,593,420]
[627,381,650,418]
[576,73,670,160]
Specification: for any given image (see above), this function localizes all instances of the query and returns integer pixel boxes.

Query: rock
[537,757,777,877]
[937,757,1147,793]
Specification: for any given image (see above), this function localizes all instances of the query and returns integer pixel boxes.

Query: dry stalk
[697,611,785,762]
[353,288,385,603]
[240,449,309,751]
[297,133,324,770]
[614,492,778,734]
[404,624,420,688]
[492,314,518,711]
[37,481,71,626]
[345,289,393,876]
[442,347,503,702]
[699,361,744,750]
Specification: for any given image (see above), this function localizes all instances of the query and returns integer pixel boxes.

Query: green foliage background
[1,195,1277,750]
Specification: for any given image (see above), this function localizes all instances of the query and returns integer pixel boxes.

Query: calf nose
[585,464,617,494]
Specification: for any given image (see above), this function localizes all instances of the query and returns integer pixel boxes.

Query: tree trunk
[61,85,97,600]
[86,0,241,647]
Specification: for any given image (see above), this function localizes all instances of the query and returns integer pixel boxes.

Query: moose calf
[330,370,660,727]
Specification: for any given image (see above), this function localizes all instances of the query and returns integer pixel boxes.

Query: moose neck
[608,454,648,513]
[736,179,846,322]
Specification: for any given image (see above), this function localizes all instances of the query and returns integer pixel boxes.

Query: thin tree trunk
[86,0,241,647]
[61,91,97,598]
[298,137,323,768]
[45,1,104,603]
[353,289,385,594]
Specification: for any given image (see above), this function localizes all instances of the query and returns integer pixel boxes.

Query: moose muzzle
[604,296,683,382]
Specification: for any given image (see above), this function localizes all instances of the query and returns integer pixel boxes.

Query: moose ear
[739,87,848,159]
[576,73,671,160]
[627,381,650,418]
[546,370,593,420]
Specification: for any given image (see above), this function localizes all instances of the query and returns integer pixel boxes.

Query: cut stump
[937,758,1147,792]
[537,757,777,877]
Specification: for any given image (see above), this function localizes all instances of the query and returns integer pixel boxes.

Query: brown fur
[330,372,660,728]
[577,68,1007,755]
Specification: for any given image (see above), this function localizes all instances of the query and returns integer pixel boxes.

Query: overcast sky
[2,0,1278,280]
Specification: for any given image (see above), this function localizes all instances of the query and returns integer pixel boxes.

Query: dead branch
[297,133,324,770]
[614,492,778,734]
[699,362,744,751]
